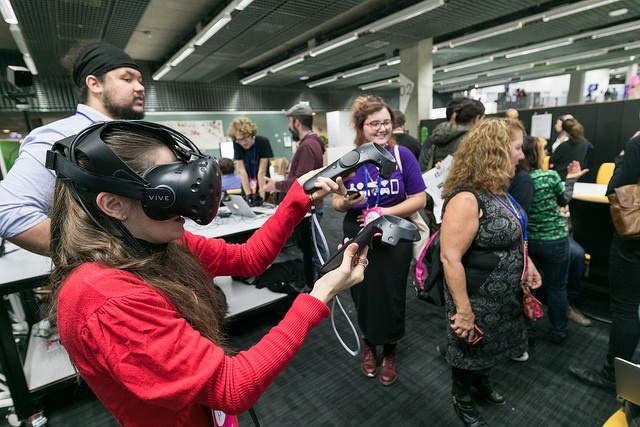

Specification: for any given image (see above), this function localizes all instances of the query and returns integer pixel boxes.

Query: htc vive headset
[45,120,222,225]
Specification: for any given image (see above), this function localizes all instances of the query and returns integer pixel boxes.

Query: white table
[573,182,608,203]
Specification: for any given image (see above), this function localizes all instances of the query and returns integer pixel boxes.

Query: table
[0,206,290,424]
[573,182,609,203]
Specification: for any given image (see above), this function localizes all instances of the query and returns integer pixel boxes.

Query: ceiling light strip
[307,76,338,88]
[0,0,17,24]
[504,38,573,58]
[438,56,494,72]
[152,66,172,81]
[366,0,445,32]
[169,46,195,66]
[342,64,380,79]
[543,0,621,22]
[309,33,359,57]
[234,0,254,11]
[240,71,268,85]
[591,19,640,39]
[22,54,38,75]
[270,55,305,73]
[545,49,608,65]
[359,77,400,91]
[485,63,535,77]
[195,13,232,46]
[444,22,523,49]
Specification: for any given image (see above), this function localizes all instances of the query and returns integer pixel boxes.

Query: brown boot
[361,340,378,378]
[379,352,397,386]
[568,305,591,326]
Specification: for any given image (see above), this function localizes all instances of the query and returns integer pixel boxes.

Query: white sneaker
[511,352,529,362]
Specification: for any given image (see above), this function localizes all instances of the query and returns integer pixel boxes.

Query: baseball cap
[285,103,313,116]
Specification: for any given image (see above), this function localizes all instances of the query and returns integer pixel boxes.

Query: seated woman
[219,157,242,193]
[46,121,367,427]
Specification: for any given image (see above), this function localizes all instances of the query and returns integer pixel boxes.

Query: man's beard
[290,126,300,142]
[103,94,145,120]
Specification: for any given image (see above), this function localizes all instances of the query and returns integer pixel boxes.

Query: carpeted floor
[3,196,635,427]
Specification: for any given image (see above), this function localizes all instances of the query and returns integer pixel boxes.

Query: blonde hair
[271,157,289,174]
[227,116,258,139]
[442,118,524,199]
[532,137,547,170]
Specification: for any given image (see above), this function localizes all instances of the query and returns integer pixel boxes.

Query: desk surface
[573,182,609,203]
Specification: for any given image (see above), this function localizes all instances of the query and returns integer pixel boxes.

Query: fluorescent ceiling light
[366,0,445,33]
[435,56,493,73]
[234,0,254,11]
[505,38,573,58]
[625,42,640,51]
[195,13,232,46]
[437,75,478,86]
[573,56,635,71]
[307,76,338,88]
[386,58,401,66]
[270,55,305,73]
[309,33,358,57]
[9,24,28,54]
[169,46,195,66]
[0,0,17,24]
[485,63,534,77]
[545,49,608,65]
[591,19,640,39]
[342,64,380,79]
[543,0,621,22]
[359,77,400,91]
[240,71,268,85]
[152,66,172,81]
[22,54,37,76]
[445,22,523,48]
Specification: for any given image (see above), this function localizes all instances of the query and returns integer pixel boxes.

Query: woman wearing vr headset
[46,121,368,427]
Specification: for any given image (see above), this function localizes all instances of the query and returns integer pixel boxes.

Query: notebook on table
[615,357,640,405]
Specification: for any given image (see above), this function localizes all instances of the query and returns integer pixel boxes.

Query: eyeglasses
[234,135,253,144]
[364,120,392,130]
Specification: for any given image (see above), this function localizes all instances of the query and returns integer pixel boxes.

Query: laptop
[615,357,640,405]
[223,194,261,218]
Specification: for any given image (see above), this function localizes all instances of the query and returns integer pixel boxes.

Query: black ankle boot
[472,377,505,406]
[452,395,489,427]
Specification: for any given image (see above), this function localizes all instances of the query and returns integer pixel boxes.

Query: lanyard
[76,110,95,123]
[363,166,382,209]
[490,191,529,281]
[243,140,257,178]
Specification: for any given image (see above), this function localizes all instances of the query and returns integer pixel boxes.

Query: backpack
[413,229,445,306]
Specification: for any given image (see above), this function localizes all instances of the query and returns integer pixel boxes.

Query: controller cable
[309,204,361,357]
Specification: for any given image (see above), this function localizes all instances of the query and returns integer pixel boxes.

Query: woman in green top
[525,136,588,344]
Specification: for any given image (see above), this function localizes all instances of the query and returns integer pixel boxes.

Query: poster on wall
[530,113,552,140]
[160,120,225,150]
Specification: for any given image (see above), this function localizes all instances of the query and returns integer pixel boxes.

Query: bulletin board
[145,112,292,161]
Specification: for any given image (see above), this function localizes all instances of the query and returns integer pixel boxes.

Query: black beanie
[72,42,140,87]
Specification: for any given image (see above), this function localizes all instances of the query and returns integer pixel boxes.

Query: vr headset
[45,120,222,225]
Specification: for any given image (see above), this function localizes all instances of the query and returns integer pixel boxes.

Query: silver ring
[357,258,369,268]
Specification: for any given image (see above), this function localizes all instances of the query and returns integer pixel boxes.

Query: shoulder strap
[393,144,403,173]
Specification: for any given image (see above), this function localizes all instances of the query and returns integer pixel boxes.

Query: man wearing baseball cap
[0,41,145,255]
[263,102,327,284]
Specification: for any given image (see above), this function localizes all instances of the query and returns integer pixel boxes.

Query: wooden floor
[1,200,636,427]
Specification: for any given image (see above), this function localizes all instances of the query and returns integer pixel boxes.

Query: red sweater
[57,183,329,427]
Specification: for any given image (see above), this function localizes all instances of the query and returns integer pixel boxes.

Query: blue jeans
[567,237,586,303]
[529,237,570,337]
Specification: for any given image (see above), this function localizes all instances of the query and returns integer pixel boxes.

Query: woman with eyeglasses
[331,95,426,386]
[227,117,274,202]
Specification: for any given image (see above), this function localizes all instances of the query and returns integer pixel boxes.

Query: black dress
[444,191,527,370]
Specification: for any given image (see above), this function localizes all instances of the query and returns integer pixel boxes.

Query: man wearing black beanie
[0,41,145,255]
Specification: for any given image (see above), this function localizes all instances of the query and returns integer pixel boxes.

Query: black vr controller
[319,215,420,274]
[303,142,396,193]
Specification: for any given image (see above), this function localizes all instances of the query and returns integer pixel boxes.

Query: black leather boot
[452,395,489,427]
[472,374,505,406]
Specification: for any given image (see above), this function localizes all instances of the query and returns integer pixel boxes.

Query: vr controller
[303,142,396,193]
[319,215,420,274]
